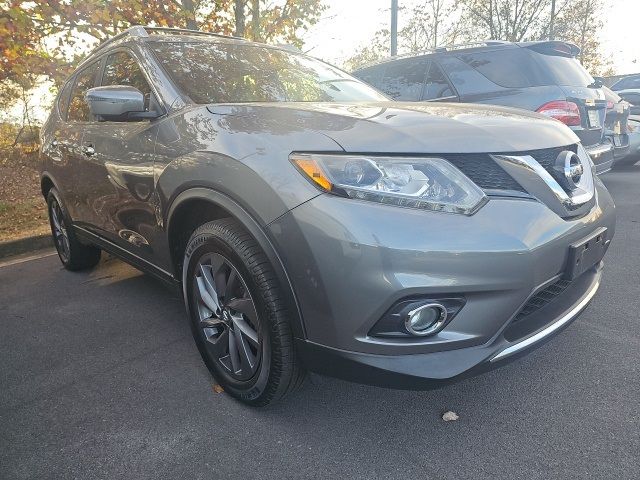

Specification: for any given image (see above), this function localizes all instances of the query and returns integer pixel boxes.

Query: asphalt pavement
[1,167,639,480]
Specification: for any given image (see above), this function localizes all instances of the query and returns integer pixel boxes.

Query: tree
[553,0,612,75]
[344,0,461,71]
[456,0,553,42]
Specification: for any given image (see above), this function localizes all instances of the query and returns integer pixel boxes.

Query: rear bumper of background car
[586,142,615,174]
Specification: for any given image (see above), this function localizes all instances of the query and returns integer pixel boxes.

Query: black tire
[47,188,101,271]
[183,219,305,406]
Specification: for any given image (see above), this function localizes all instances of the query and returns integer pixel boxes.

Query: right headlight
[290,153,487,215]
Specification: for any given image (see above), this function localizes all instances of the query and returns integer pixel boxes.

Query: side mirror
[86,86,159,121]
[590,76,605,88]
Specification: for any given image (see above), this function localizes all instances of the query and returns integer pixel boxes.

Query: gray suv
[40,27,616,406]
[353,41,630,174]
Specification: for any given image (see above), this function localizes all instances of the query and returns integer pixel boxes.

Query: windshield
[150,41,388,104]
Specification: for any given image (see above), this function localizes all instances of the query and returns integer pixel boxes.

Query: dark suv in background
[354,41,629,174]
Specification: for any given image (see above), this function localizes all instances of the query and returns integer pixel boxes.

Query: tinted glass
[379,57,429,100]
[102,51,152,109]
[423,62,454,100]
[613,75,640,90]
[457,48,550,88]
[353,65,384,87]
[438,55,501,95]
[532,52,594,87]
[67,62,100,122]
[57,80,73,120]
[150,42,387,103]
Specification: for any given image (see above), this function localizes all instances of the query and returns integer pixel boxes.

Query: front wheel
[183,219,305,406]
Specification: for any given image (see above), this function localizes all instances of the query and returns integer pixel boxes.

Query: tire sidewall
[183,228,272,402]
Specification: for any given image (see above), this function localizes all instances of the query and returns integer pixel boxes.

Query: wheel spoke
[232,316,259,346]
[233,324,256,374]
[199,265,221,312]
[227,327,240,373]
[208,327,230,359]
[51,206,61,230]
[227,297,258,324]
[196,276,220,313]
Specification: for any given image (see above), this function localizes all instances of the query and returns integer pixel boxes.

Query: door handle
[82,144,95,156]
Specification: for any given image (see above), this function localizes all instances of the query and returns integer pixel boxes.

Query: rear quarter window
[456,48,550,88]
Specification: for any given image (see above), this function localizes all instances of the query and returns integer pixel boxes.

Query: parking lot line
[0,249,57,269]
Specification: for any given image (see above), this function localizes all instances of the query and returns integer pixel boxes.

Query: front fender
[165,186,308,339]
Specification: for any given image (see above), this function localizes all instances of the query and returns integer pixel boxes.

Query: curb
[0,234,54,259]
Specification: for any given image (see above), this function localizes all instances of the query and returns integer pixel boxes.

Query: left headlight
[290,153,487,215]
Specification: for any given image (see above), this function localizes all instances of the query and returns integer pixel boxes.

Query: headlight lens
[291,153,487,215]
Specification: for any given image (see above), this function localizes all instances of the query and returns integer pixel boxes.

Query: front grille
[512,278,573,324]
[520,144,578,190]
[442,153,526,192]
[441,144,579,195]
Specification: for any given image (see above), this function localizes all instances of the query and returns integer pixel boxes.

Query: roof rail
[143,26,246,41]
[89,25,149,56]
[355,40,512,70]
[87,25,246,58]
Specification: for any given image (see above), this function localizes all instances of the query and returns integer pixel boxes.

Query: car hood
[208,101,579,153]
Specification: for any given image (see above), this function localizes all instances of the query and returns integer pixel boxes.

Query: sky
[302,0,640,74]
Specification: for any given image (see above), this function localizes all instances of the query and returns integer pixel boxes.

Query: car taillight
[606,100,614,110]
[536,100,581,126]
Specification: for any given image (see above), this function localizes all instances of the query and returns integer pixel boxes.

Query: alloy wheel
[50,199,70,262]
[193,253,261,381]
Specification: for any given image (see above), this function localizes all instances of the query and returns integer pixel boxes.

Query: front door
[79,49,161,263]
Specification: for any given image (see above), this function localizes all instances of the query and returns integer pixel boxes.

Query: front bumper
[267,179,615,387]
[295,264,601,389]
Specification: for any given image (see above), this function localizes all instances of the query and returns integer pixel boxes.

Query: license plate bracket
[564,227,608,280]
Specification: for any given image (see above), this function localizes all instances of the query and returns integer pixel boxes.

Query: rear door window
[354,65,384,88]
[101,51,153,110]
[422,62,455,100]
[378,57,429,101]
[67,62,100,122]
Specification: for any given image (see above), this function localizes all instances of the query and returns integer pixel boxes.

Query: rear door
[79,49,161,262]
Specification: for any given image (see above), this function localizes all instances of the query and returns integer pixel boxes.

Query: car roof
[354,40,579,72]
[76,25,291,70]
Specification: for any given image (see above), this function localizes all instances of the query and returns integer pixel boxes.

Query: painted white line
[0,250,57,269]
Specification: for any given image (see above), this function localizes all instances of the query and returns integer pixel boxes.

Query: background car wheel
[47,188,101,271]
[183,219,305,406]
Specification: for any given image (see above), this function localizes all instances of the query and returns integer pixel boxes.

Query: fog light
[404,303,448,336]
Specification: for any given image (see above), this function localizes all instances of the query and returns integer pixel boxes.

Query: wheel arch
[40,171,60,198]
[166,187,306,339]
